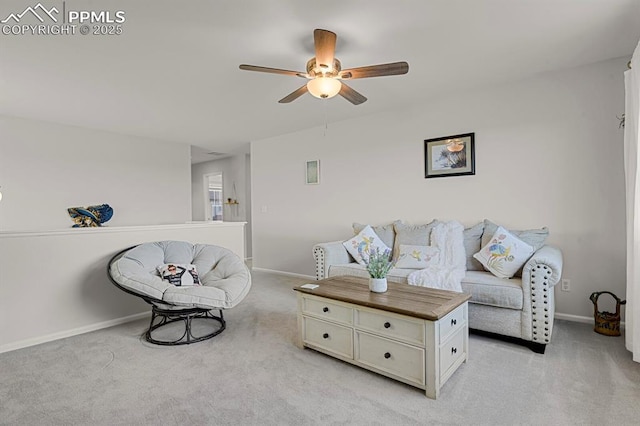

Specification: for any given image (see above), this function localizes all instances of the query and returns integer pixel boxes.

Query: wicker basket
[589,291,626,336]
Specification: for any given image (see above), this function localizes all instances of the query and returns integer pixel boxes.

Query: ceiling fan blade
[278,85,309,103]
[239,64,307,78]
[314,29,337,69]
[339,61,409,79]
[339,83,367,105]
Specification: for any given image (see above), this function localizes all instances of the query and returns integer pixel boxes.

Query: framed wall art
[424,133,475,178]
[305,160,320,184]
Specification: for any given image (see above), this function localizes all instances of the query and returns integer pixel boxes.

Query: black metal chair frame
[107,245,226,346]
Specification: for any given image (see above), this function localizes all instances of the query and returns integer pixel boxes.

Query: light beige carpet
[1,270,639,425]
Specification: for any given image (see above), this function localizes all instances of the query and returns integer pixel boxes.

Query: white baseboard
[0,296,622,355]
[248,271,621,327]
[246,273,627,328]
[0,311,150,354]
[554,313,593,324]
[251,267,315,281]
[555,312,626,328]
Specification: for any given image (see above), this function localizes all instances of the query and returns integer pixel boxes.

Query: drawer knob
[451,318,457,326]
[384,352,391,359]
[322,307,329,313]
[323,333,329,339]
[451,347,457,354]
[384,322,391,329]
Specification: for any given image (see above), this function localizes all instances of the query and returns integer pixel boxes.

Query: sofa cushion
[463,222,484,271]
[395,244,439,269]
[353,220,401,251]
[343,225,391,266]
[461,271,523,310]
[392,220,439,261]
[474,226,535,279]
[328,264,523,310]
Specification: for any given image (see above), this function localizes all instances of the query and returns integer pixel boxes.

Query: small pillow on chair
[343,225,391,266]
[473,226,535,279]
[395,244,440,269]
[158,264,201,286]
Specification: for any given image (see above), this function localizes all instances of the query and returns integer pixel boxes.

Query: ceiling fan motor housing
[306,58,341,78]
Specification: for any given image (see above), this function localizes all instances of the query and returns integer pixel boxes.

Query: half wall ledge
[0,222,246,353]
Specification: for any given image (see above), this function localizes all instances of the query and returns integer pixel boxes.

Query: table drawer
[303,316,353,359]
[356,309,425,346]
[439,326,465,376]
[355,331,425,386]
[438,303,466,344]
[303,296,353,325]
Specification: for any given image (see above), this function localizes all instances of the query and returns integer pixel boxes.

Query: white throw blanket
[407,220,466,292]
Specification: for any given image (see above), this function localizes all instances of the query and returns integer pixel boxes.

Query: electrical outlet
[561,279,570,292]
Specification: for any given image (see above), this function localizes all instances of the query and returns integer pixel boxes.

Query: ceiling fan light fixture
[239,29,408,104]
[307,77,342,99]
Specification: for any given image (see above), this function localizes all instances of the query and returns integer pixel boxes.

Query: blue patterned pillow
[473,226,534,279]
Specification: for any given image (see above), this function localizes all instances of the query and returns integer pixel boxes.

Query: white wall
[245,153,253,258]
[191,154,252,257]
[251,57,629,320]
[0,116,192,231]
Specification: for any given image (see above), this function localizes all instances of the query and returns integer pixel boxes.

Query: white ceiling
[1,0,639,160]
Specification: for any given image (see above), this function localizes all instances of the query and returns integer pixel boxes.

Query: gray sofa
[313,220,563,353]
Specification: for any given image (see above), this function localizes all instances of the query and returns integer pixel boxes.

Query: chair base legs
[145,306,226,346]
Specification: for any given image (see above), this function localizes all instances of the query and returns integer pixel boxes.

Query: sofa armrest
[523,245,563,287]
[520,245,563,345]
[313,241,352,280]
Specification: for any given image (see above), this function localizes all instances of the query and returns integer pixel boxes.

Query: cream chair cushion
[109,241,251,310]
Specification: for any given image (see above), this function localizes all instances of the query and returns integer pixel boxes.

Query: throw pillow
[393,220,439,261]
[158,264,201,286]
[481,219,549,252]
[463,222,484,271]
[343,225,391,266]
[395,244,440,269]
[353,220,402,250]
[473,226,535,279]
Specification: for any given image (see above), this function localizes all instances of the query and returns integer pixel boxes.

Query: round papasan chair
[108,241,251,345]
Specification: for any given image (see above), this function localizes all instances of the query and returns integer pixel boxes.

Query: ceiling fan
[239,29,409,105]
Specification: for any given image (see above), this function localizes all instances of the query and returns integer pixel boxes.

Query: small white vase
[369,277,388,293]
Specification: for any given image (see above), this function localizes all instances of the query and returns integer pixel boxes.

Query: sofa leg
[528,342,546,354]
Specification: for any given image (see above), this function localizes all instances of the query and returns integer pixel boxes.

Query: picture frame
[424,132,475,178]
[305,160,320,184]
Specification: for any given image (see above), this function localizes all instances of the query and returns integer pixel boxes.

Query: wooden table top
[293,276,470,321]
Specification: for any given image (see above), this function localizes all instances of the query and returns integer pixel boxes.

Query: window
[209,187,223,221]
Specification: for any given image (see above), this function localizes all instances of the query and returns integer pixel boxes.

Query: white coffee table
[294,276,470,399]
